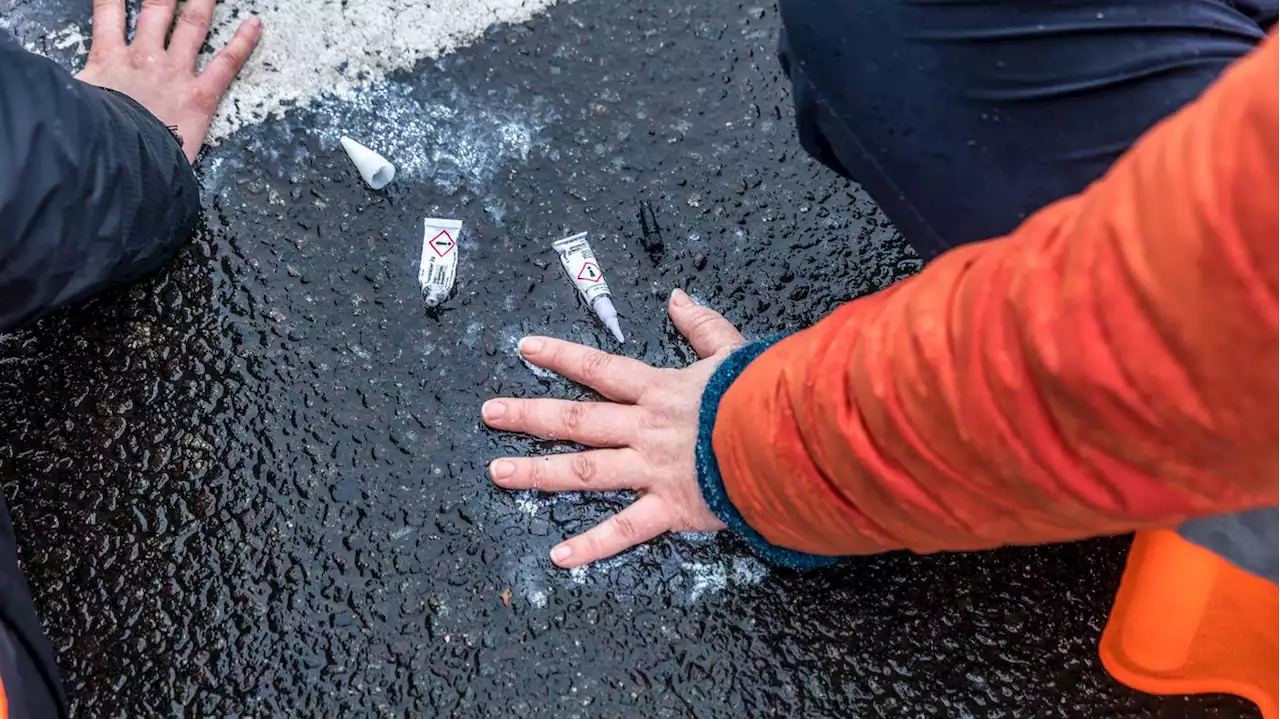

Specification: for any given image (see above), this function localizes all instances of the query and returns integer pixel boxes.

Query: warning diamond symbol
[577,262,602,283]
[430,230,456,257]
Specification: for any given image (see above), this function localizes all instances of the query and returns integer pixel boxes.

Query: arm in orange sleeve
[695,33,1278,563]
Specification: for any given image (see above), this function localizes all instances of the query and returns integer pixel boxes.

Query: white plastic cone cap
[340,136,396,190]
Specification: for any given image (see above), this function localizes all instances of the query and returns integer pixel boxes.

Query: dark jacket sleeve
[0,32,200,333]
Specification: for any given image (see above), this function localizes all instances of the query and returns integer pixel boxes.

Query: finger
[518,336,658,403]
[489,449,648,492]
[90,0,127,52]
[482,398,637,447]
[168,0,217,64]
[134,0,178,48]
[196,16,263,97]
[668,289,744,359]
[550,494,671,568]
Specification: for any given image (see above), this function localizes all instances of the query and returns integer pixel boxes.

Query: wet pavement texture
[0,1,1262,717]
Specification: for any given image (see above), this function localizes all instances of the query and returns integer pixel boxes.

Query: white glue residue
[498,325,559,380]
[565,547,651,585]
[3,18,89,57]
[678,558,766,602]
[683,562,727,603]
[497,482,771,604]
[514,494,541,516]
[46,22,88,53]
[519,354,557,380]
[311,81,548,193]
[731,557,768,586]
[198,76,549,202]
[460,321,485,349]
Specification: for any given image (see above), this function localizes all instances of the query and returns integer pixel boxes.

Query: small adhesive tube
[420,218,461,307]
[552,232,624,343]
[341,136,396,189]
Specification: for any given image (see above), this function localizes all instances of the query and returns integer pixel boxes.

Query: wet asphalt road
[0,1,1263,717]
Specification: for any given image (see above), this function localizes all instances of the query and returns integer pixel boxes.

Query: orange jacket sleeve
[703,33,1278,558]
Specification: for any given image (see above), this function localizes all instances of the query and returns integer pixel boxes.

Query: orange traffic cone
[1100,529,1278,718]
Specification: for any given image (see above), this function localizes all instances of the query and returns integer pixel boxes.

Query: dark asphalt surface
[0,1,1262,717]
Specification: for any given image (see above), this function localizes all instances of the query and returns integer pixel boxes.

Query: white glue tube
[420,218,461,307]
[553,232,624,343]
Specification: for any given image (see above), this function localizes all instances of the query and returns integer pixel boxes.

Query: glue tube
[420,217,461,307]
[552,232,625,343]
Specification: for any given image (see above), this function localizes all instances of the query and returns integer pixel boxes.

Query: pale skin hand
[482,289,746,568]
[77,0,264,164]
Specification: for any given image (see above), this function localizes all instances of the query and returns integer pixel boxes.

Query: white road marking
[3,0,568,140]
[203,0,568,139]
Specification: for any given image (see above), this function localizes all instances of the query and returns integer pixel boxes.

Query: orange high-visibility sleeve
[1100,530,1278,718]
[710,34,1278,556]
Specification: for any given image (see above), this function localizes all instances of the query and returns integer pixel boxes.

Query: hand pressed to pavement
[77,0,263,164]
[482,289,746,569]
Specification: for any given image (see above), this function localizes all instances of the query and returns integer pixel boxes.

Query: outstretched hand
[77,0,263,163]
[482,289,746,568]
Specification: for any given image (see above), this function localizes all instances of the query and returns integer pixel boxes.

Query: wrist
[694,338,842,571]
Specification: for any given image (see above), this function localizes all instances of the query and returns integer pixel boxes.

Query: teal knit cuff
[694,338,842,571]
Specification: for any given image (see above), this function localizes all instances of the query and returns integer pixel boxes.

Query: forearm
[0,34,199,333]
[706,33,1279,557]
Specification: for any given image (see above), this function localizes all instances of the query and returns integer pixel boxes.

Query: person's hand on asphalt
[483,289,745,568]
[77,0,263,164]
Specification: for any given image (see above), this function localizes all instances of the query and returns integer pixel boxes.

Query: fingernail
[246,15,263,28]
[550,544,573,564]
[670,288,693,307]
[482,400,507,421]
[519,337,544,355]
[489,459,515,481]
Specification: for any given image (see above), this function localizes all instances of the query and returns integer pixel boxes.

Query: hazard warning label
[577,262,603,283]
[420,218,461,308]
[429,230,456,257]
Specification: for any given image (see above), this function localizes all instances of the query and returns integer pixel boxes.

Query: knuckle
[638,408,669,431]
[569,453,597,487]
[543,341,564,366]
[578,349,612,383]
[527,458,546,490]
[215,47,247,72]
[558,402,585,435]
[687,308,722,335]
[611,513,639,542]
[505,399,527,424]
[581,535,603,560]
[186,84,218,112]
[636,368,677,405]
[177,8,212,31]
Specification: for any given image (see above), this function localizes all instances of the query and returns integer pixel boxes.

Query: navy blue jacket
[0,31,198,716]
[1,31,199,333]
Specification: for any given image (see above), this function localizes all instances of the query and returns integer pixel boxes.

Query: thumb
[669,289,745,359]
